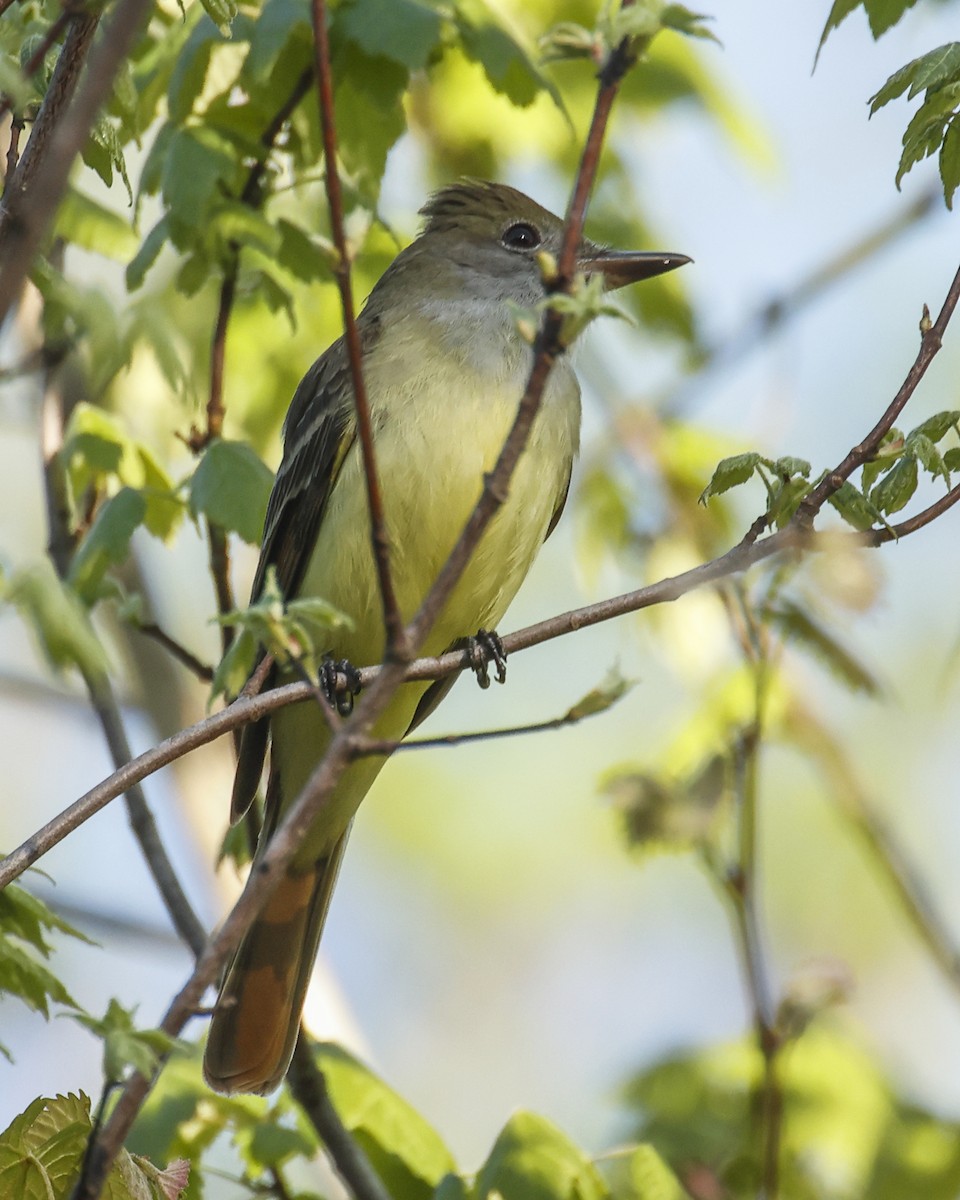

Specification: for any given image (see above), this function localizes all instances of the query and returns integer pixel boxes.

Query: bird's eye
[501,222,542,251]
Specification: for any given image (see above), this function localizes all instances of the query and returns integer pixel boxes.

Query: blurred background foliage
[2,0,960,1197]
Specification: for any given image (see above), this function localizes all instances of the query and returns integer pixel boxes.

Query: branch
[287,1035,391,1200]
[310,0,406,657]
[67,24,642,1196]
[791,702,960,998]
[796,261,960,523]
[6,475,959,899]
[190,68,313,663]
[0,5,77,123]
[1,7,99,205]
[134,622,214,683]
[40,370,207,960]
[0,0,153,324]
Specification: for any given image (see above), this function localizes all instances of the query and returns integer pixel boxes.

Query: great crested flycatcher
[203,180,689,1094]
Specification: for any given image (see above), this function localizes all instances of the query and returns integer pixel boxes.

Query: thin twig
[1,8,98,205]
[352,690,615,755]
[868,478,960,542]
[0,6,75,123]
[0,0,150,324]
[309,0,406,657]
[40,370,209,961]
[135,623,214,683]
[796,260,960,523]
[287,1034,391,1200]
[3,115,24,197]
[791,702,960,997]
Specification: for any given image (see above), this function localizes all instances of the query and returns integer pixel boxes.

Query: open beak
[581,250,692,291]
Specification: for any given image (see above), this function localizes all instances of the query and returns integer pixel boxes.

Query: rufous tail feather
[203,835,347,1095]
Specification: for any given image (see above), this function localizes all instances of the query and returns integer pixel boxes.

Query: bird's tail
[203,832,348,1095]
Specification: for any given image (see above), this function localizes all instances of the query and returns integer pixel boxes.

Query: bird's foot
[467,629,507,690]
[320,656,362,716]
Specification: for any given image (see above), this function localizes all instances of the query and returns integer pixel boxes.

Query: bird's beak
[581,249,692,291]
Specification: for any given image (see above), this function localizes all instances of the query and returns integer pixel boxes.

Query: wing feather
[231,323,379,820]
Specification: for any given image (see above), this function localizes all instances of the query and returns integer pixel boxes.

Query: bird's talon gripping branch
[320,656,362,716]
[469,628,507,689]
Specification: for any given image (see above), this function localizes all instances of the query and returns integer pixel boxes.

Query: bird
[202,179,689,1094]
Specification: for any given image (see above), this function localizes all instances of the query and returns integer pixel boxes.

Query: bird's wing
[231,336,359,822]
[252,343,358,602]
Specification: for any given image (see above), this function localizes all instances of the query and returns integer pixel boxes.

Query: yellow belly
[271,350,581,866]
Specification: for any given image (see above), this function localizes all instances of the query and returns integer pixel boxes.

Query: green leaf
[659,6,719,45]
[455,0,558,109]
[167,16,223,125]
[68,488,148,604]
[314,1042,456,1198]
[0,883,90,1027]
[940,114,960,208]
[276,217,333,284]
[699,452,761,503]
[863,0,921,38]
[767,475,811,530]
[82,116,133,204]
[907,433,950,485]
[332,44,408,198]
[869,43,960,113]
[243,0,311,83]
[188,439,273,544]
[476,1111,608,1200]
[627,1144,685,1200]
[0,939,79,1027]
[4,560,108,678]
[161,125,242,240]
[816,0,864,61]
[136,445,184,541]
[870,453,918,515]
[894,82,960,189]
[564,669,633,722]
[771,455,812,479]
[73,999,186,1084]
[54,189,138,261]
[827,481,882,532]
[0,1093,189,1199]
[907,410,960,444]
[239,1121,315,1171]
[200,0,238,36]
[209,625,259,701]
[126,217,172,291]
[337,0,443,70]
[0,884,91,956]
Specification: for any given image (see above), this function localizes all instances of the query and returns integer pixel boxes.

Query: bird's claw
[468,629,506,690]
[320,656,362,716]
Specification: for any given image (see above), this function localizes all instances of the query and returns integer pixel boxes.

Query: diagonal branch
[67,22,645,1197]
[40,373,207,959]
[796,260,960,523]
[5,474,959,896]
[309,0,406,657]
